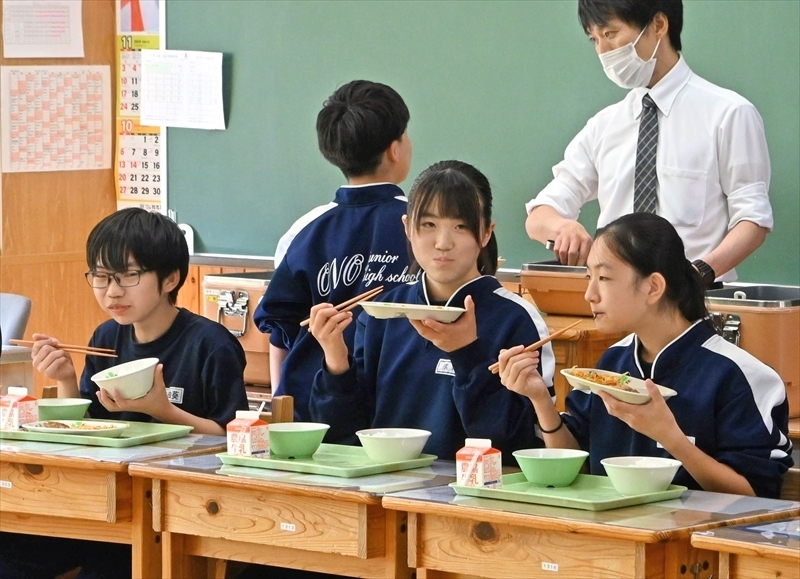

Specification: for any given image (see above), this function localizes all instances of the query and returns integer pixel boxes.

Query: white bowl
[356,428,431,462]
[601,456,682,496]
[90,358,159,400]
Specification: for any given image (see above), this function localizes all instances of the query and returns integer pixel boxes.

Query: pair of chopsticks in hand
[299,285,384,328]
[487,319,582,374]
[10,339,118,358]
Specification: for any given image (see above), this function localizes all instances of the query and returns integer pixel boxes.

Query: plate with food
[21,420,130,438]
[360,301,465,323]
[560,368,677,404]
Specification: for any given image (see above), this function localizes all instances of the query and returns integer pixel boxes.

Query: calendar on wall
[117,117,163,211]
[115,0,165,212]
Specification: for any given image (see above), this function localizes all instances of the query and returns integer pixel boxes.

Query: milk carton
[226,410,269,457]
[456,438,502,488]
[0,386,38,430]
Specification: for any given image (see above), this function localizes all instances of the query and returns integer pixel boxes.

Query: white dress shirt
[527,56,773,281]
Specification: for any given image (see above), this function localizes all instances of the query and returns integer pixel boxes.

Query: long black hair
[595,213,707,321]
[406,160,498,276]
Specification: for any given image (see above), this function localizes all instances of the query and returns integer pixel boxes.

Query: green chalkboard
[166,0,799,285]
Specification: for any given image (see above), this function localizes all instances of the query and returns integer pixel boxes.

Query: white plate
[21,420,130,437]
[360,301,465,323]
[561,368,677,405]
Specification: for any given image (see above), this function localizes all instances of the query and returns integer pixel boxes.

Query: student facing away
[0,208,249,579]
[309,160,554,461]
[499,212,793,498]
[254,80,417,422]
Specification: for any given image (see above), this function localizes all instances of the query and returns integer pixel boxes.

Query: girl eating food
[308,160,554,461]
[498,213,793,498]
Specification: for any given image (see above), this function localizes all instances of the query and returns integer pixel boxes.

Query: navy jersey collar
[632,319,716,379]
[334,183,405,206]
[416,273,496,306]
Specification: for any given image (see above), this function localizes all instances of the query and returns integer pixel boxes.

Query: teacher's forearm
[702,221,768,278]
[525,205,570,243]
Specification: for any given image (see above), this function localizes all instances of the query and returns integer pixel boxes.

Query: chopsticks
[487,319,582,374]
[9,339,118,358]
[299,285,384,328]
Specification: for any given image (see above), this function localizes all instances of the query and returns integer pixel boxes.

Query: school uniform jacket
[310,274,556,462]
[254,183,417,421]
[562,320,793,498]
[81,308,249,429]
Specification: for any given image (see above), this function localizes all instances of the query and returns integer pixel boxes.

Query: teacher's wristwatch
[692,259,716,288]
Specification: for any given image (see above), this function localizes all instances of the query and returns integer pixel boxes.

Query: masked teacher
[525,0,772,286]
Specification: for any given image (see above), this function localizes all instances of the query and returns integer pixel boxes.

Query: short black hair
[86,208,188,304]
[407,160,498,276]
[595,213,707,322]
[316,80,409,178]
[578,0,683,52]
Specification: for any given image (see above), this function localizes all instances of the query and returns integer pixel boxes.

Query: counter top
[0,345,32,363]
[189,253,275,269]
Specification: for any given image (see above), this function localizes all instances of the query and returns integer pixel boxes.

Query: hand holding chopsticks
[299,285,384,328]
[10,339,118,358]
[487,319,582,374]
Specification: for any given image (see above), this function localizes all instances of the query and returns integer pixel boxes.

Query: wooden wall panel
[0,0,117,393]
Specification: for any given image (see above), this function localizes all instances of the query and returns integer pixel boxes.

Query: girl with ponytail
[308,161,555,462]
[499,213,792,498]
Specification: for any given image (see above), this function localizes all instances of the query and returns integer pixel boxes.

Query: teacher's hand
[553,221,592,266]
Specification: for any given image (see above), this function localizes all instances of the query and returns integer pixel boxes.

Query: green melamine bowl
[269,422,330,458]
[37,398,91,421]
[513,448,589,487]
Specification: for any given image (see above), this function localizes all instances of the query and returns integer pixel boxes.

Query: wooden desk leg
[163,532,207,579]
[717,552,730,579]
[132,477,161,579]
[665,541,718,579]
[385,509,411,579]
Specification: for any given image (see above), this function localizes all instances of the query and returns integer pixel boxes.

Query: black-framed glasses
[85,269,153,288]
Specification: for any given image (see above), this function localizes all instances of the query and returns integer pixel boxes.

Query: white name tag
[658,436,694,449]
[435,359,455,376]
[165,387,184,405]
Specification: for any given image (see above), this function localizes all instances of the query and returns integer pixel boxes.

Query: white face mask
[599,26,661,89]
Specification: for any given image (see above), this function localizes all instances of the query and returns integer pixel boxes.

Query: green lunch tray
[217,443,437,478]
[450,472,686,511]
[0,421,193,448]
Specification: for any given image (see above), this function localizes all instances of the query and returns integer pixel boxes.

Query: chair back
[0,293,32,345]
[261,395,293,423]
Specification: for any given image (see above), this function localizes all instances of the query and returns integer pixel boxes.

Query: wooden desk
[0,345,34,395]
[129,455,457,578]
[691,517,799,579]
[382,485,799,579]
[0,434,226,579]
[789,418,799,443]
[543,315,626,412]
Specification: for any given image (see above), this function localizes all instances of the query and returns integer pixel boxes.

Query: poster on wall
[115,0,165,212]
[0,65,112,173]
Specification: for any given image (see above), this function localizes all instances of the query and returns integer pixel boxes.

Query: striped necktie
[634,94,659,213]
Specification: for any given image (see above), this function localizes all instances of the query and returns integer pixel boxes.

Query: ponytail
[679,259,709,321]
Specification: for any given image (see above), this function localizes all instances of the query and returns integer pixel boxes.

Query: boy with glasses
[31,207,248,434]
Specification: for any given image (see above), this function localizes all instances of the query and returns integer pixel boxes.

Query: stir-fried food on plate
[38,421,118,430]
[567,368,637,392]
